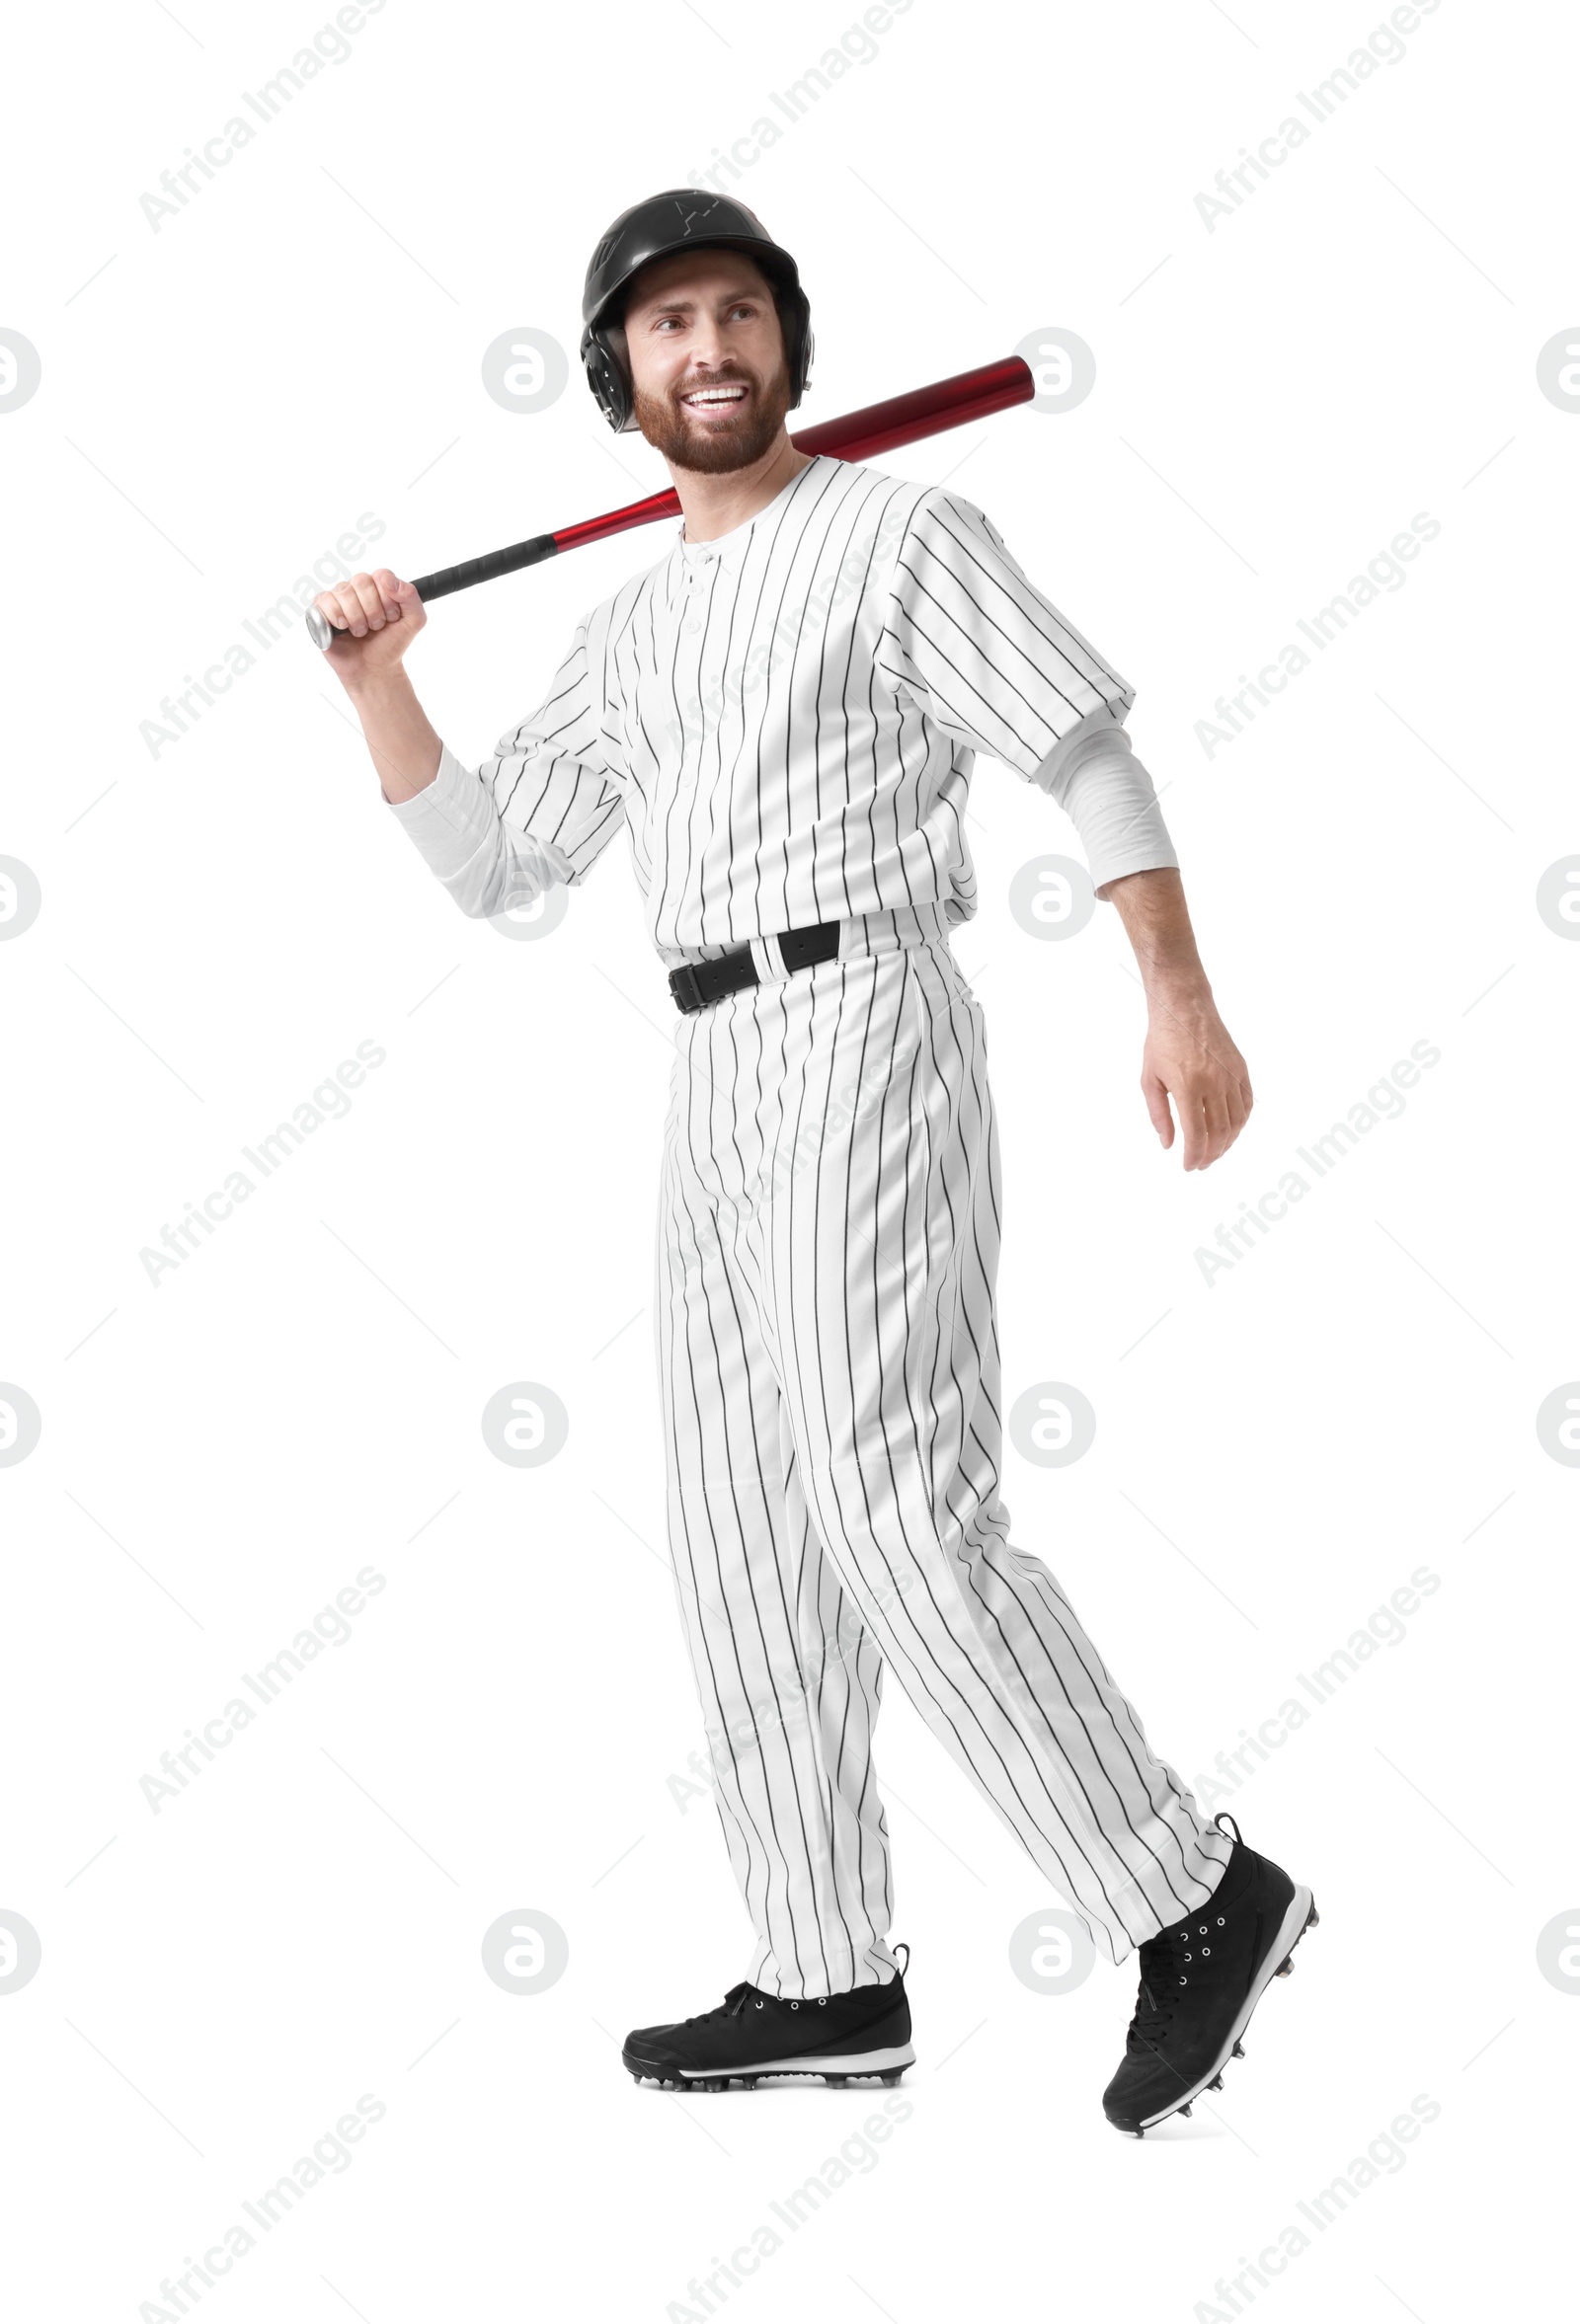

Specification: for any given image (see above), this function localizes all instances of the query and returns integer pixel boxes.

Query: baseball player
[314,192,1316,2136]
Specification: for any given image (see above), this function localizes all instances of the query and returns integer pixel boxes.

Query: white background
[3,0,1576,2316]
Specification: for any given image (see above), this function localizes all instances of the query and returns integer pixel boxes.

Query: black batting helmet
[579,189,814,433]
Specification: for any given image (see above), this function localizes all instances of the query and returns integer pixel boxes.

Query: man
[314,191,1316,2136]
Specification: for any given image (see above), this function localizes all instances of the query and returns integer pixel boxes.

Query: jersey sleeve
[877,489,1138,775]
[877,490,1177,891]
[385,618,628,919]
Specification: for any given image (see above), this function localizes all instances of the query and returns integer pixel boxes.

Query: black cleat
[1103,1817,1316,2135]
[622,1945,915,2092]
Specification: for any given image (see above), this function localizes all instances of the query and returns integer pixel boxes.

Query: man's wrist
[1144,970,1217,1026]
[342,665,415,714]
[1130,938,1213,1013]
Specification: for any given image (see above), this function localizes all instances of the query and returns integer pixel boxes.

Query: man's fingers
[371,568,408,622]
[1209,1071,1253,1164]
[1179,1085,1232,1170]
[1142,1070,1175,1148]
[336,581,372,638]
[349,573,389,634]
[1171,1089,1203,1169]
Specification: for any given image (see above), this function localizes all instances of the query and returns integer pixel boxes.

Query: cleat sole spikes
[626,2057,912,2093]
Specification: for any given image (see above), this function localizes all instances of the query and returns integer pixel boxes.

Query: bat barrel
[791,353,1034,466]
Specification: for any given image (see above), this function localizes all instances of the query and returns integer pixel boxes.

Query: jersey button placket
[684,546,716,635]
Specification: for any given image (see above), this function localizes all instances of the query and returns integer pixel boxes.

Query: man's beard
[631,358,792,474]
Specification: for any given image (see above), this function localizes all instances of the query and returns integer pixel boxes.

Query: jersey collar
[673,453,828,568]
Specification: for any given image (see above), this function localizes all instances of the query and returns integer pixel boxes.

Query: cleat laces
[675,1980,761,2030]
[1126,1925,1193,2050]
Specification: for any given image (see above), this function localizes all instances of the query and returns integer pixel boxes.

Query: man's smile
[680,382,750,410]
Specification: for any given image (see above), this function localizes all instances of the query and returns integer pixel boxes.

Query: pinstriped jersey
[446,453,1144,957]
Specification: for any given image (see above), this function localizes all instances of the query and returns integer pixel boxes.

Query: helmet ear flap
[580,325,632,432]
[758,271,812,410]
[787,294,814,408]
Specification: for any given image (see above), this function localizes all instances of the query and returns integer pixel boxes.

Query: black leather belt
[668,921,841,1014]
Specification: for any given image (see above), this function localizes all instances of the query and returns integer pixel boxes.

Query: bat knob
[305,604,338,652]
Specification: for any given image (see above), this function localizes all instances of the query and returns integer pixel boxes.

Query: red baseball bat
[306,354,1034,648]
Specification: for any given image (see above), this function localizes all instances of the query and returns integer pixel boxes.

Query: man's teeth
[684,386,748,405]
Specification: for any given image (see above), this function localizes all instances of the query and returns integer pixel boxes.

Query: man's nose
[686,325,733,372]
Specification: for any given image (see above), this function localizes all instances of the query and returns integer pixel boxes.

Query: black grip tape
[410,532,558,604]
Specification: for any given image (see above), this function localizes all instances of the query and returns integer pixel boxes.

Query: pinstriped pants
[654,905,1230,1998]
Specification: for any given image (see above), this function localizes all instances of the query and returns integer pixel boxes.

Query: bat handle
[305,533,561,648]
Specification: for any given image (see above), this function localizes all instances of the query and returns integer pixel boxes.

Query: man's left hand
[1141,993,1252,1171]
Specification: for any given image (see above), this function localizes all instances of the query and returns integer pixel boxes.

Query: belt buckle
[668,962,705,1014]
